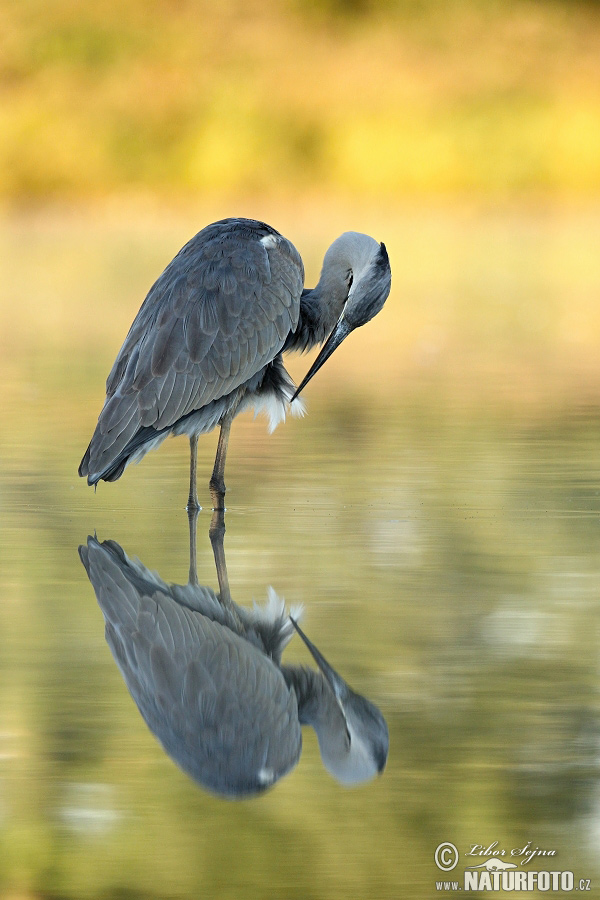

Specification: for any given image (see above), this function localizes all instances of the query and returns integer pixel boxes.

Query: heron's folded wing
[81,220,303,479]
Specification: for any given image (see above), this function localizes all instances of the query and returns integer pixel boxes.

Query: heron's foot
[209,476,226,511]
[186,495,202,513]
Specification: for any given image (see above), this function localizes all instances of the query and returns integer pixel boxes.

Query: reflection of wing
[80,219,303,483]
[80,537,302,796]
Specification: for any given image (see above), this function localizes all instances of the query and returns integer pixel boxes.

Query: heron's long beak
[291,317,352,401]
[290,617,349,702]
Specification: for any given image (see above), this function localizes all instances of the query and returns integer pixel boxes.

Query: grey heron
[79,218,391,509]
[79,524,389,797]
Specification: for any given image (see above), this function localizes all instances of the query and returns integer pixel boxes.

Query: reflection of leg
[209,507,231,608]
[188,508,199,586]
[209,415,232,510]
[187,434,200,512]
[188,506,199,586]
[209,509,243,629]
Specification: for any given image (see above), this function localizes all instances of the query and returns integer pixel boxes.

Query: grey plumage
[79,218,391,503]
[80,536,302,796]
[80,219,302,485]
[79,535,389,797]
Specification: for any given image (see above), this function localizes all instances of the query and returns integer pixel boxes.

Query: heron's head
[292,232,391,399]
[291,618,389,785]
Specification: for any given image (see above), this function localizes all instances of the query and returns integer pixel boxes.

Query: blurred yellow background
[2,0,600,429]
[2,0,600,205]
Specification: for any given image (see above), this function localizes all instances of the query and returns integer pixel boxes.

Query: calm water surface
[1,215,600,898]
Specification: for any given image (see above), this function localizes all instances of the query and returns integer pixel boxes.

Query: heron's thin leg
[209,415,232,510]
[188,505,199,586]
[187,434,201,512]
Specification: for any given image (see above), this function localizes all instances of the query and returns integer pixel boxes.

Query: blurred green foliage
[1,0,600,203]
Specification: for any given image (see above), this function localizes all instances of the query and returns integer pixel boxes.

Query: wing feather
[154,368,176,423]
[101,391,137,433]
[227,335,241,378]
[257,321,277,358]
[155,368,186,430]
[171,274,191,316]
[186,304,217,363]
[151,315,185,377]
[197,290,219,333]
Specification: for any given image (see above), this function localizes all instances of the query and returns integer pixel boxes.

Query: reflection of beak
[291,317,351,401]
[290,616,349,702]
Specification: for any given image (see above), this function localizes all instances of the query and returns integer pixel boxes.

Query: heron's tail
[78,442,92,480]
[78,437,131,485]
[78,392,169,486]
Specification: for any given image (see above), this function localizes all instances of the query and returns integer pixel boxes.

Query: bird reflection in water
[79,511,388,798]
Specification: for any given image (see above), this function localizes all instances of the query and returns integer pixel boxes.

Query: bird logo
[466,859,518,871]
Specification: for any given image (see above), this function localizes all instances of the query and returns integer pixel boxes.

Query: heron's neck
[281,666,341,734]
[283,664,350,768]
[284,280,347,354]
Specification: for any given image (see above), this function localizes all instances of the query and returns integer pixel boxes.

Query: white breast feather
[252,391,306,434]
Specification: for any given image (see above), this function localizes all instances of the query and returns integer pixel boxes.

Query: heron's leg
[187,434,201,512]
[188,505,199,586]
[209,415,232,510]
